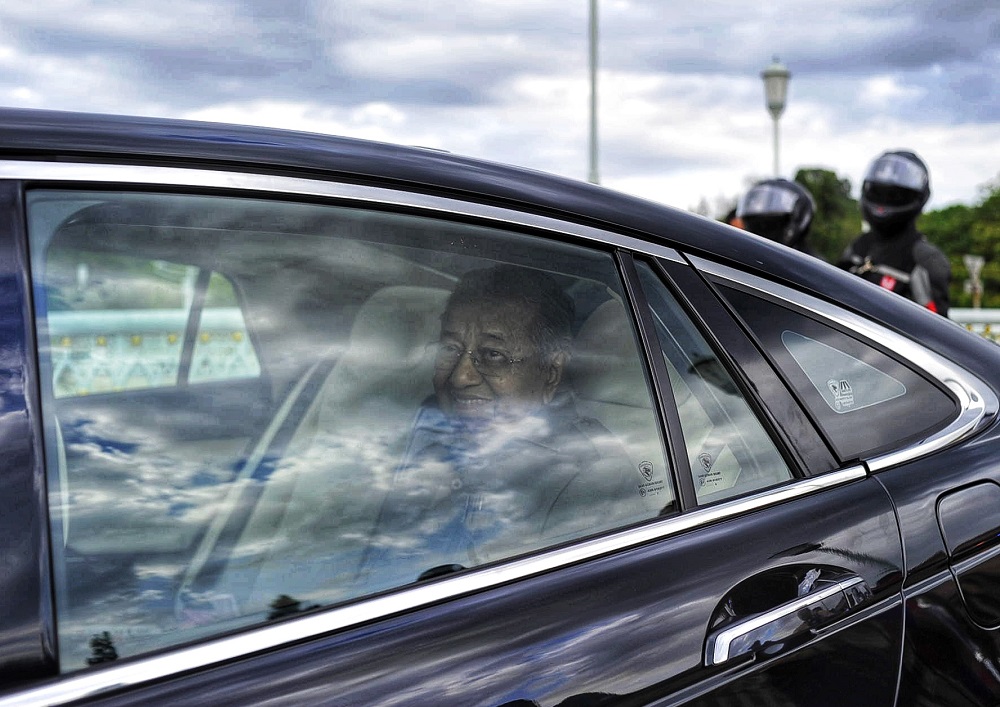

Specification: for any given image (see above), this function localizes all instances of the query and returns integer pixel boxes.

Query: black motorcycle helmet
[860,150,930,230]
[736,178,815,248]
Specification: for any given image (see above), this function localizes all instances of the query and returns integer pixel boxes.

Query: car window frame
[0,179,59,687]
[2,161,885,705]
[689,254,995,472]
[621,253,814,507]
[650,255,839,476]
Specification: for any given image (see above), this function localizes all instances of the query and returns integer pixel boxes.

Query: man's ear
[542,351,569,404]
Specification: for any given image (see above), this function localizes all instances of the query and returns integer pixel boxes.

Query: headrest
[342,286,450,368]
[315,285,450,430]
[570,298,651,409]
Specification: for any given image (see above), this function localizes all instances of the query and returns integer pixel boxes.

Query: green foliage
[919,175,1000,308]
[793,168,862,263]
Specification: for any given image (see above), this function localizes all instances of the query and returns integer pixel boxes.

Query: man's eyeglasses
[434,343,527,378]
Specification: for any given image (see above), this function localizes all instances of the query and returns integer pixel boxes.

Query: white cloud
[0,0,996,216]
[337,32,529,80]
[860,75,926,108]
[1,1,246,46]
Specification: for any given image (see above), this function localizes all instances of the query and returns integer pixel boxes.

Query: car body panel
[0,180,57,685]
[877,432,1000,705]
[14,476,902,706]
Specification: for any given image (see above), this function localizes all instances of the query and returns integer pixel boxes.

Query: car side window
[716,282,959,461]
[28,190,673,670]
[634,262,794,502]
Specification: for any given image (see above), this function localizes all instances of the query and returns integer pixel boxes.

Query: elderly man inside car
[358,264,646,588]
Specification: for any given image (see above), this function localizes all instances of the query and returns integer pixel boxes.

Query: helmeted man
[838,150,950,316]
[736,178,820,258]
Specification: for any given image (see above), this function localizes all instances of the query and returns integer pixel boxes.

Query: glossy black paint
[876,425,1000,706]
[0,181,56,684]
[75,477,903,706]
[937,483,1000,628]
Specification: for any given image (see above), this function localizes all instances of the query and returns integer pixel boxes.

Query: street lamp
[761,57,791,176]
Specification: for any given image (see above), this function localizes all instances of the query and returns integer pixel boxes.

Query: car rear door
[1,169,911,705]
[69,248,909,707]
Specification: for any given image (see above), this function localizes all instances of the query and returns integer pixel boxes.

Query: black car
[0,108,997,706]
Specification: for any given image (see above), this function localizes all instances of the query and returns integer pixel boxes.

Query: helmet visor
[736,183,798,218]
[863,183,921,207]
[864,154,928,192]
[742,214,791,243]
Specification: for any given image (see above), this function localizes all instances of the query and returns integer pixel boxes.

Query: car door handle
[705,575,870,666]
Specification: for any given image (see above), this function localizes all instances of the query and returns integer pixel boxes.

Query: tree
[793,168,861,263]
[267,593,319,621]
[268,594,302,620]
[920,175,1000,308]
[86,631,118,665]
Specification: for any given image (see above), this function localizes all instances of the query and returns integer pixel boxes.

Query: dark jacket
[838,221,951,316]
[360,392,645,589]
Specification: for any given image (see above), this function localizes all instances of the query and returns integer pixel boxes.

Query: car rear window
[717,283,959,461]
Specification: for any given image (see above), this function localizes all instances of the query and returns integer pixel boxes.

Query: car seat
[569,297,674,515]
[182,285,451,614]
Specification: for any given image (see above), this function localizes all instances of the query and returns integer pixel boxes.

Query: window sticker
[781,330,906,414]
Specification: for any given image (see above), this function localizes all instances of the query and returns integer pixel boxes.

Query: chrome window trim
[2,466,865,707]
[0,159,687,263]
[689,256,998,472]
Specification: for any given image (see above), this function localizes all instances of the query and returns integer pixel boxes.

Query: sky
[0,1,998,216]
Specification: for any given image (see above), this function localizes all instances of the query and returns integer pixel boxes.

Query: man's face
[433,299,565,424]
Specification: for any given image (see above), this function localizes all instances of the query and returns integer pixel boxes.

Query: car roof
[0,108,741,250]
[0,107,961,347]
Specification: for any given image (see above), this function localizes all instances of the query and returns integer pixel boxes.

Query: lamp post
[761,57,791,176]
[588,0,599,184]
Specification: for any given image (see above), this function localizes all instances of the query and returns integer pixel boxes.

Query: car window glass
[781,331,906,413]
[717,283,959,460]
[28,189,673,670]
[634,262,793,502]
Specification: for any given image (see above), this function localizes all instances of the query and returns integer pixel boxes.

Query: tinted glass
[635,262,793,502]
[28,190,672,669]
[719,283,959,460]
[864,153,928,191]
[737,183,798,217]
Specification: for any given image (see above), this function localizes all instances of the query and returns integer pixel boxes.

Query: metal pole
[588,0,599,184]
[761,58,790,178]
[772,115,780,176]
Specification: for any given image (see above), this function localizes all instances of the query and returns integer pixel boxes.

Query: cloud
[0,1,996,214]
